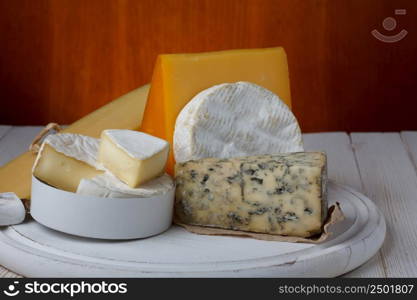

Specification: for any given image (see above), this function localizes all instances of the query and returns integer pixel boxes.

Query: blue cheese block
[175,152,327,237]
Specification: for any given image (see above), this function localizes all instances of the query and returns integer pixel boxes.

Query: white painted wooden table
[0,126,416,277]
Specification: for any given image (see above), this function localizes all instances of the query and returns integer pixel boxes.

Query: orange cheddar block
[140,47,292,174]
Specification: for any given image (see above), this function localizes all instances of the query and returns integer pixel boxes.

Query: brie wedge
[98,130,169,188]
[77,172,174,198]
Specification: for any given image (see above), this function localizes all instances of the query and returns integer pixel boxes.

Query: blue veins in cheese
[175,152,327,238]
[32,132,173,198]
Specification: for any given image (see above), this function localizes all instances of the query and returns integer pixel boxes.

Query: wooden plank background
[0,0,416,132]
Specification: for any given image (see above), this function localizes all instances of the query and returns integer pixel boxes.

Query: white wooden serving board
[0,181,385,277]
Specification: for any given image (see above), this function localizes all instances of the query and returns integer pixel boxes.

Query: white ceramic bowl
[30,176,174,239]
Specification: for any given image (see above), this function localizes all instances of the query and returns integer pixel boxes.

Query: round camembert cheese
[174,81,303,163]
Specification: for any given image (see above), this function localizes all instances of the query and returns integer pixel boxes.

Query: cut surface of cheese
[33,134,104,192]
[175,152,327,238]
[98,130,169,188]
[141,47,291,174]
[174,82,303,163]
[0,84,150,199]
[77,172,174,198]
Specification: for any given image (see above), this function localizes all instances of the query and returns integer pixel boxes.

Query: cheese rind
[98,130,169,188]
[0,192,26,226]
[174,82,303,163]
[77,173,174,198]
[141,47,292,174]
[32,134,104,192]
[175,152,327,238]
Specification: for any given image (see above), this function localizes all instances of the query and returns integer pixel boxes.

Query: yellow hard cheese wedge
[98,130,169,188]
[0,84,149,199]
[140,47,292,174]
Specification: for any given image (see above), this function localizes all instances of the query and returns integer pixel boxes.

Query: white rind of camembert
[32,133,105,192]
[174,81,303,163]
[99,130,169,188]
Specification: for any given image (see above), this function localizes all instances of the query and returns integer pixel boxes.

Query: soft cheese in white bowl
[77,172,174,199]
[30,132,174,240]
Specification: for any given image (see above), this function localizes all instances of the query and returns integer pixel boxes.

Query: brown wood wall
[0,0,416,132]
